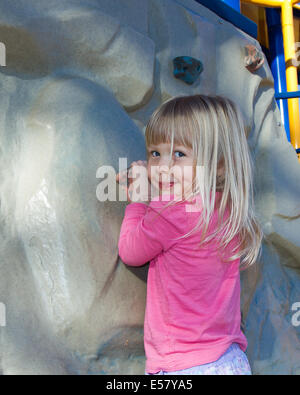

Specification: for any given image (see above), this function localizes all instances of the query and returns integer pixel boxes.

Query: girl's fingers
[136,160,147,167]
[116,169,129,184]
[129,160,147,168]
[116,161,148,191]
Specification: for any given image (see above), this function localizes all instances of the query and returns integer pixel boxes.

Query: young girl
[117,94,263,375]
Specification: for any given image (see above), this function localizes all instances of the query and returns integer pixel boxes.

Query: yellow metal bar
[242,0,283,7]
[242,0,300,9]
[242,1,300,160]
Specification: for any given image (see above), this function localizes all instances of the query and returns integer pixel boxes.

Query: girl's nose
[159,155,173,168]
[158,163,173,178]
[159,164,170,173]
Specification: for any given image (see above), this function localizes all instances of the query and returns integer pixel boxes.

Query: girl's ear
[217,157,225,176]
[218,156,225,166]
[216,157,225,191]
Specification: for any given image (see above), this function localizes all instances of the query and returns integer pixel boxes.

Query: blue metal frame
[275,91,300,99]
[266,7,291,141]
[220,0,241,12]
[193,0,257,38]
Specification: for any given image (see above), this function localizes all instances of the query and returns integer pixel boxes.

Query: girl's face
[146,142,196,199]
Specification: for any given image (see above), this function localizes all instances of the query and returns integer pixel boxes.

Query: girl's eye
[174,151,185,158]
[150,151,185,158]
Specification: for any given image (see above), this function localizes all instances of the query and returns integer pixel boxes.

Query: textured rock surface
[0,0,299,375]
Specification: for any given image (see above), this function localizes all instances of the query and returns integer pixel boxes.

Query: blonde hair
[145,94,263,269]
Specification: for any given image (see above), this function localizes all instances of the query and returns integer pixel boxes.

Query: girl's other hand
[116,160,150,204]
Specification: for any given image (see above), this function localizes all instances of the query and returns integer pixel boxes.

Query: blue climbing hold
[173,56,203,85]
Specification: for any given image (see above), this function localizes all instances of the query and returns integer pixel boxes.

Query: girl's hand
[116,160,151,204]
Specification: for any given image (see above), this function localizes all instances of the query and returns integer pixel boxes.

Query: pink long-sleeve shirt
[118,192,247,373]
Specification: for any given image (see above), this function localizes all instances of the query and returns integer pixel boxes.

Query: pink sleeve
[118,201,185,266]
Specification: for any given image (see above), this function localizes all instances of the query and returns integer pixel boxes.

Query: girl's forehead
[147,142,189,150]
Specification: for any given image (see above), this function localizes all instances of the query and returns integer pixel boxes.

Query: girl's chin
[159,186,184,198]
[150,183,192,200]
